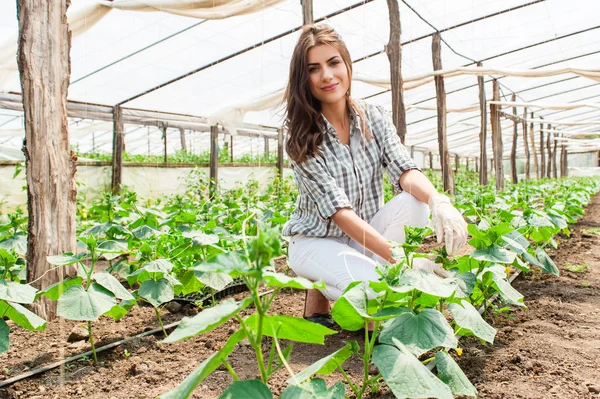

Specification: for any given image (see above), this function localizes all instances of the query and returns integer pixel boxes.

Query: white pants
[287,192,430,301]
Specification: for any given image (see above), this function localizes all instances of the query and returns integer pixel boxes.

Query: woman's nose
[322,67,333,81]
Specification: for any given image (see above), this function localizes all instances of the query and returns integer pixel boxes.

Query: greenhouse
[1,0,599,398]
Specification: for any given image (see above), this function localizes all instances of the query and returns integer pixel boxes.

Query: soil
[1,196,600,399]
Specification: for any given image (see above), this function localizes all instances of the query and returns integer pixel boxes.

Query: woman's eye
[330,61,340,66]
[308,67,319,73]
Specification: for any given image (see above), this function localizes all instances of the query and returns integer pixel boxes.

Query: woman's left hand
[428,193,468,256]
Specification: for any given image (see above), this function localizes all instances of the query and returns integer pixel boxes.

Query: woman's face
[307,44,350,106]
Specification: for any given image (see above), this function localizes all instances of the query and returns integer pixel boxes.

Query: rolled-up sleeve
[290,156,352,219]
[373,105,420,192]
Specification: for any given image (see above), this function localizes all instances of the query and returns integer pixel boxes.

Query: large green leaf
[36,277,83,300]
[447,272,476,299]
[0,248,16,267]
[93,272,134,300]
[144,259,174,274]
[535,248,559,276]
[448,300,496,343]
[0,301,46,331]
[182,230,219,245]
[379,308,458,356]
[57,284,116,321]
[158,329,246,399]
[192,252,254,277]
[0,319,9,354]
[372,338,453,399]
[501,230,529,253]
[195,271,233,291]
[485,272,525,307]
[246,314,336,344]
[0,280,37,304]
[399,269,456,298]
[47,252,89,266]
[262,272,325,290]
[288,341,358,385]
[138,278,174,308]
[219,380,272,399]
[0,234,27,255]
[281,379,345,399]
[435,351,477,397]
[331,282,369,331]
[132,225,162,240]
[162,298,253,343]
[471,245,516,264]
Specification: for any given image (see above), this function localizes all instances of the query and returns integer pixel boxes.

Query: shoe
[303,313,338,329]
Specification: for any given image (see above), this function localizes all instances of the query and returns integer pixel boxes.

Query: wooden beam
[302,0,313,24]
[210,125,219,195]
[529,112,539,179]
[429,152,433,169]
[522,108,530,180]
[112,106,125,193]
[477,62,488,186]
[161,124,168,164]
[18,0,77,320]
[264,137,270,158]
[510,93,518,184]
[546,123,552,178]
[552,129,558,178]
[466,157,469,171]
[490,80,505,191]
[455,154,459,173]
[230,135,234,162]
[475,156,479,173]
[539,120,545,179]
[277,127,284,177]
[386,0,407,143]
[432,33,455,194]
[179,127,187,152]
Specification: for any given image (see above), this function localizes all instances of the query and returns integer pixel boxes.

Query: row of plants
[153,175,600,398]
[76,148,281,165]
[1,169,599,398]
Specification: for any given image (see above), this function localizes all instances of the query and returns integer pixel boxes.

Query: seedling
[564,262,589,273]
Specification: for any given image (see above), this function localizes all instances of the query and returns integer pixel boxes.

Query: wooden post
[539,120,545,179]
[410,145,415,159]
[510,94,518,184]
[277,127,284,177]
[301,0,313,24]
[386,0,407,143]
[230,135,234,162]
[265,137,271,159]
[552,130,558,179]
[466,157,470,171]
[112,106,125,193]
[161,124,168,164]
[529,113,539,179]
[522,108,530,180]
[454,154,459,173]
[490,80,504,191]
[429,152,433,169]
[432,33,455,194]
[475,156,479,173]
[179,127,187,153]
[210,125,219,195]
[18,0,77,320]
[546,124,552,178]
[561,144,568,177]
[477,62,488,186]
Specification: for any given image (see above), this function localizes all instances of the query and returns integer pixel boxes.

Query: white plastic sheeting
[0,0,599,158]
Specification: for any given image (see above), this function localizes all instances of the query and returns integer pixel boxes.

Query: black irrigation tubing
[426,269,523,371]
[0,288,276,389]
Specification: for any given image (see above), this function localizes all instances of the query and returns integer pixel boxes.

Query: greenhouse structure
[1,1,599,398]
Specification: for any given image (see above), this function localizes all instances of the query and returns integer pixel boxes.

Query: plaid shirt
[282,102,419,238]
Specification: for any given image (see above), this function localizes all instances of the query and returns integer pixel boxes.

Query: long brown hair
[284,24,370,163]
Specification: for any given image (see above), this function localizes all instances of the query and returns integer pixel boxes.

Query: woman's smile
[321,83,339,91]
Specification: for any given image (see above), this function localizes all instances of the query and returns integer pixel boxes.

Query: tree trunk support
[522,108,530,180]
[529,113,539,179]
[432,33,455,194]
[552,130,558,179]
[477,62,488,186]
[277,127,284,177]
[179,127,187,153]
[490,80,504,191]
[386,0,407,143]
[18,0,76,320]
[112,106,124,194]
[539,120,545,179]
[302,0,313,24]
[210,125,219,195]
[510,94,518,184]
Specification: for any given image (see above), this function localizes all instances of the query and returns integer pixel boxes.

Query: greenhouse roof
[0,0,599,158]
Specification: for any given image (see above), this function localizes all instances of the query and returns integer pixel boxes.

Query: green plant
[564,262,589,273]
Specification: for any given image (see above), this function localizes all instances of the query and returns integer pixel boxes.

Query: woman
[282,25,467,327]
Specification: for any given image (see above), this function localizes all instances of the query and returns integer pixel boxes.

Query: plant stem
[337,364,360,398]
[87,321,97,364]
[222,360,239,381]
[154,307,167,338]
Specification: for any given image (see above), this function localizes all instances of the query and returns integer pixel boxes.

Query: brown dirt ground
[1,195,600,399]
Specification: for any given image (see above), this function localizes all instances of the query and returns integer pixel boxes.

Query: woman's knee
[390,191,430,227]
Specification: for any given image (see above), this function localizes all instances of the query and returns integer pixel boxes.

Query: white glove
[428,193,468,256]
[412,258,450,278]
